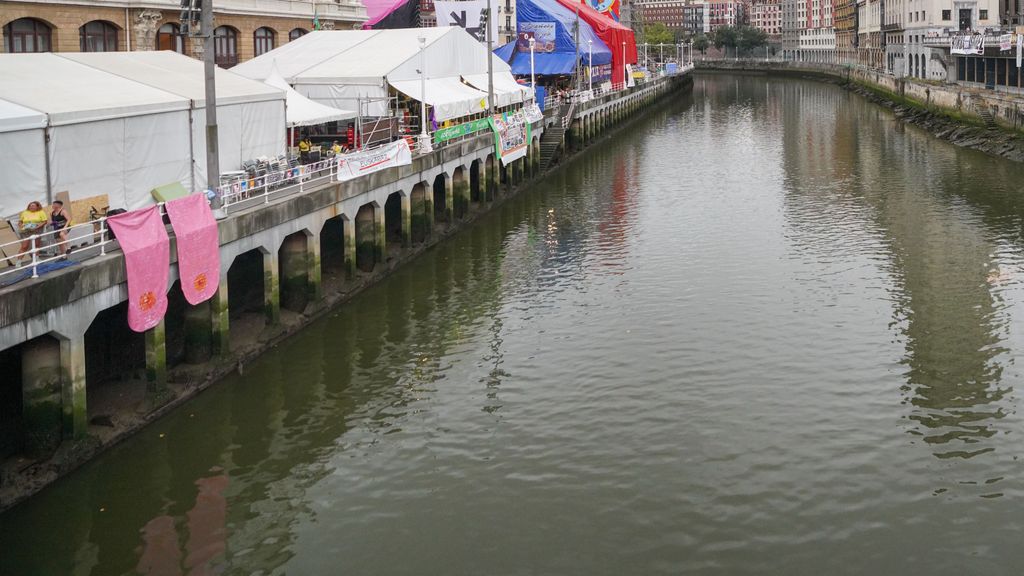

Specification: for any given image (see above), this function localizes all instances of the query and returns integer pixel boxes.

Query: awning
[462,73,532,107]
[264,68,356,127]
[389,76,489,121]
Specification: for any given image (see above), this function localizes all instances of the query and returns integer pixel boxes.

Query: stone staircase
[539,125,566,172]
[976,105,998,129]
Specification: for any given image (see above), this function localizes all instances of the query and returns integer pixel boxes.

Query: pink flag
[107,206,170,333]
[165,194,221,305]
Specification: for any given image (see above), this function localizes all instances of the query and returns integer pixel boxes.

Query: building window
[980,9,988,19]
[254,27,275,56]
[214,26,238,67]
[3,17,51,53]
[80,20,119,52]
[942,9,951,20]
[157,22,184,53]
[289,28,307,41]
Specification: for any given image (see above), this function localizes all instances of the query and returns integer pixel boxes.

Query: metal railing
[0,205,171,282]
[218,157,337,211]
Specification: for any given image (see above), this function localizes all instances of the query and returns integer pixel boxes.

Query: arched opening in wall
[469,159,481,203]
[157,22,184,53]
[355,203,377,273]
[410,182,428,243]
[227,248,267,350]
[320,215,346,291]
[384,191,404,255]
[85,303,146,427]
[0,334,66,459]
[0,344,24,459]
[164,280,188,368]
[433,174,448,225]
[278,231,310,314]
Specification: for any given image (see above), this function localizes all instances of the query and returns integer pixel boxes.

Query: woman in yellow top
[17,201,48,265]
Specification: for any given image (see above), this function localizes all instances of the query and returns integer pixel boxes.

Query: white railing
[0,205,172,282]
[218,157,337,211]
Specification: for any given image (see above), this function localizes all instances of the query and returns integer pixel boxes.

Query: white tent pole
[418,35,432,153]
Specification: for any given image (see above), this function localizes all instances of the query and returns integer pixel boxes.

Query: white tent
[462,73,532,108]
[0,98,47,217]
[0,53,192,211]
[60,51,287,190]
[264,68,356,127]
[234,28,521,121]
[0,52,289,213]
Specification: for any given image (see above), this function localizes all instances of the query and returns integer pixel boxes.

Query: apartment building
[751,0,782,40]
[636,0,688,33]
[1,0,366,66]
[782,0,833,60]
[833,0,857,63]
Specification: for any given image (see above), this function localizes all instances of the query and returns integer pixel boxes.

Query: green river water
[4,73,1024,575]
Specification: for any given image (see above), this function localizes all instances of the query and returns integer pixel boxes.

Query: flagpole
[487,0,495,115]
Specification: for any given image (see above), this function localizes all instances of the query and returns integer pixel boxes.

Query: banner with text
[336,139,412,181]
[490,110,531,166]
[951,33,985,55]
[434,0,497,43]
[433,117,491,144]
[517,22,557,52]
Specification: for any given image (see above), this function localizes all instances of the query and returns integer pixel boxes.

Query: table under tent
[233,27,531,148]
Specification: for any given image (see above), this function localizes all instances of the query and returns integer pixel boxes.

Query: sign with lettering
[517,22,556,52]
[335,139,412,181]
[489,110,531,165]
[433,117,491,144]
[950,33,985,55]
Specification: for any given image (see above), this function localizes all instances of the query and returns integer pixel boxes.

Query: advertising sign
[517,22,556,52]
[1000,33,1013,51]
[489,110,531,165]
[950,33,985,55]
[336,139,412,181]
[433,117,491,144]
[434,0,497,43]
[524,103,544,123]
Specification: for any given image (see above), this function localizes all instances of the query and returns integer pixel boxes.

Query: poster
[517,22,556,52]
[1000,33,1013,51]
[524,103,544,123]
[588,0,621,21]
[434,0,497,43]
[950,33,985,55]
[489,110,531,166]
[335,139,412,181]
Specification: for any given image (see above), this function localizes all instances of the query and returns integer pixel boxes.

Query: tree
[642,22,675,48]
[712,26,738,51]
[736,26,768,54]
[692,33,710,55]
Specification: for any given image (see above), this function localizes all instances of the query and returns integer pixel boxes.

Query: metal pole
[622,41,625,87]
[529,36,536,98]
[418,36,432,153]
[574,3,580,92]
[588,39,593,92]
[201,0,222,213]
[486,0,495,115]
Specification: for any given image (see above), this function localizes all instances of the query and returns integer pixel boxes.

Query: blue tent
[496,0,612,76]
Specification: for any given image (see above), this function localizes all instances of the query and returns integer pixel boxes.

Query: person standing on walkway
[50,200,73,258]
[17,201,48,265]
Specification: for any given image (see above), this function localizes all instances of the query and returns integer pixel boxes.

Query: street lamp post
[587,39,593,92]
[621,41,626,88]
[660,42,664,63]
[529,36,536,100]
[418,36,432,153]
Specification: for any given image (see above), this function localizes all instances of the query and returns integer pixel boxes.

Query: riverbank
[695,60,1024,163]
[0,73,692,512]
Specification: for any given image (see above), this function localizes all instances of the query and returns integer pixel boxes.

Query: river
[4,73,1024,575]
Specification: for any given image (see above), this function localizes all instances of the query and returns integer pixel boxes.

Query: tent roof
[232,30,381,82]
[296,27,454,84]
[59,51,284,107]
[0,98,46,133]
[390,76,489,121]
[463,73,531,107]
[0,53,190,126]
[515,0,612,65]
[553,0,637,82]
[264,69,356,126]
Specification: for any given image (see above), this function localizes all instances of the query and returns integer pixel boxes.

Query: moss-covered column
[343,216,357,278]
[400,193,412,247]
[263,250,280,325]
[279,233,309,312]
[570,118,581,151]
[503,163,514,196]
[443,177,454,224]
[355,205,376,272]
[485,159,499,202]
[374,204,386,265]
[60,334,87,438]
[145,319,169,409]
[210,272,229,356]
[411,188,430,243]
[453,176,469,219]
[184,300,212,364]
[512,157,524,187]
[22,337,63,456]
[531,142,540,176]
[308,230,322,303]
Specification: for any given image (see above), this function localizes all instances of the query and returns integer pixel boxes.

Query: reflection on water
[6,75,1024,574]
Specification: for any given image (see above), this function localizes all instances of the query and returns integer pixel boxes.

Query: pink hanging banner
[165,194,221,305]
[107,206,170,333]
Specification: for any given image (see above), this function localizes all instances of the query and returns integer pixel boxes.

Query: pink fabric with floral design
[165,194,220,305]
[107,206,169,333]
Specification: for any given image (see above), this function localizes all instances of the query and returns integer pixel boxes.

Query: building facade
[1,0,366,66]
[834,0,857,63]
[636,0,688,33]
[751,0,782,39]
[782,0,834,61]
[683,2,710,35]
[706,0,746,30]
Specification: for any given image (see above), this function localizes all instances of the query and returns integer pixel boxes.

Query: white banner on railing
[335,140,412,182]
[524,103,544,123]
